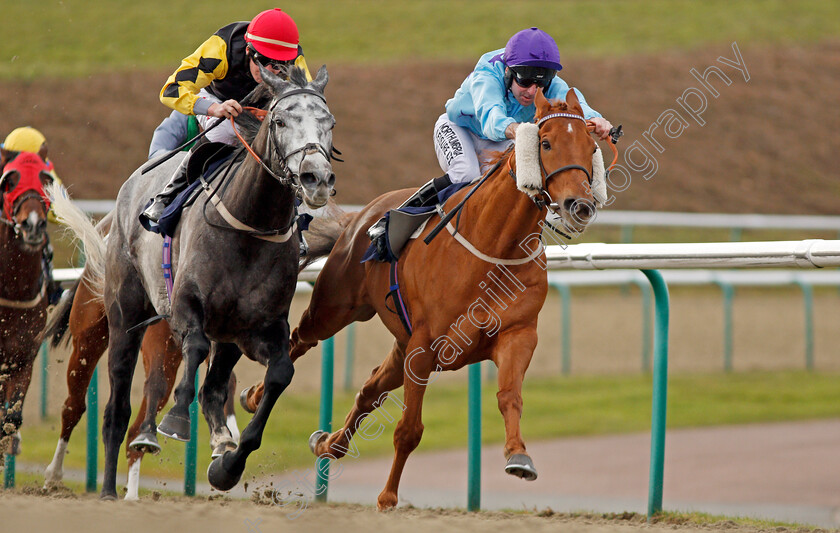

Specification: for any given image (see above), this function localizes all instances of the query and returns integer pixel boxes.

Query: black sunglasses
[512,73,552,89]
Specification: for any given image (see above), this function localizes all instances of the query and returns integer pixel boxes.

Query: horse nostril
[37,220,47,233]
[299,172,318,188]
[563,198,594,223]
[326,173,336,188]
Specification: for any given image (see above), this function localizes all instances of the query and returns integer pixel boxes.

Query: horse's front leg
[199,342,242,458]
[208,320,293,491]
[494,327,539,481]
[157,317,211,441]
[1,357,35,456]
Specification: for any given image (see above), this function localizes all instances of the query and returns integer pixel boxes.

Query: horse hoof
[504,454,538,481]
[239,387,256,414]
[207,453,242,491]
[100,492,117,501]
[211,441,237,459]
[129,432,161,454]
[157,413,191,442]
[308,430,328,455]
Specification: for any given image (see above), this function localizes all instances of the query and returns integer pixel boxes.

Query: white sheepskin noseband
[591,144,608,207]
[515,123,541,197]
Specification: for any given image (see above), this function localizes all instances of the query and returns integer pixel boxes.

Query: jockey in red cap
[143,9,311,226]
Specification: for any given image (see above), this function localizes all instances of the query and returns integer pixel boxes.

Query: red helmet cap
[245,8,300,61]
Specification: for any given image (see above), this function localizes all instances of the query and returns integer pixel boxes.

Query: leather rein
[200,88,336,243]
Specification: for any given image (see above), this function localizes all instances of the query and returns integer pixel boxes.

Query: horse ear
[260,65,291,96]
[309,65,329,94]
[535,88,550,114]
[565,88,584,116]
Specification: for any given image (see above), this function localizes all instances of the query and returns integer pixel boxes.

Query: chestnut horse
[272,89,597,509]
[0,151,53,456]
[41,242,240,499]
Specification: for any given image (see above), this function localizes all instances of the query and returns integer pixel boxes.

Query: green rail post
[636,281,653,373]
[794,281,814,371]
[558,284,572,375]
[641,269,669,519]
[717,283,734,372]
[467,362,481,512]
[40,342,49,420]
[315,336,335,502]
[3,402,13,489]
[86,366,98,492]
[343,324,356,392]
[184,372,199,496]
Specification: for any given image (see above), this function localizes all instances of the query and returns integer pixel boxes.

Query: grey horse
[52,65,337,499]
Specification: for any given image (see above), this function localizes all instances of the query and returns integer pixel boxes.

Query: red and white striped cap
[245,8,299,61]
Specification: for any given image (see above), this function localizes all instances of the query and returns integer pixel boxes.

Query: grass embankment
[17,370,840,481]
[2,0,839,79]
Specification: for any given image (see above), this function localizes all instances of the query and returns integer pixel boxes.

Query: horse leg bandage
[515,123,541,196]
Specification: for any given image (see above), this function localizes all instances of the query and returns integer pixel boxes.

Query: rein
[200,88,333,243]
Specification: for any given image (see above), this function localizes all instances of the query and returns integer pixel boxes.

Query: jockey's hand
[208,99,242,119]
[589,117,613,141]
[505,122,520,140]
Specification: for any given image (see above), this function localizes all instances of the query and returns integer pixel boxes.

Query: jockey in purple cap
[367,27,612,244]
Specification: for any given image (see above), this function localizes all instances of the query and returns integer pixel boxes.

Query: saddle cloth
[141,143,239,237]
[361,180,471,263]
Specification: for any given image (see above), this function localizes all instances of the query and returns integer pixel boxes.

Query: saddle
[361,181,471,263]
[145,142,240,238]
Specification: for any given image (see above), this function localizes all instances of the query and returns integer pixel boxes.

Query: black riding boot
[367,174,451,251]
[140,155,190,224]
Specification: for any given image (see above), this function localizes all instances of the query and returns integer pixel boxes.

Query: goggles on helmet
[248,45,293,71]
[509,66,557,89]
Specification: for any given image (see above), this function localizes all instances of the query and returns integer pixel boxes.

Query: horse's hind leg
[376,336,435,510]
[208,321,293,491]
[127,321,180,454]
[123,321,180,500]
[494,329,539,481]
[311,341,405,460]
[101,319,145,500]
[101,268,151,500]
[199,342,242,458]
[44,285,109,488]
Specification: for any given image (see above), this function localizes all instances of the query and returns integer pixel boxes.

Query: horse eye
[541,139,551,150]
[274,117,286,127]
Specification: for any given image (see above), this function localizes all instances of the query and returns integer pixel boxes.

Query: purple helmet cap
[503,27,563,71]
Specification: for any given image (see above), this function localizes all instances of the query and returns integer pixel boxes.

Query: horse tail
[299,200,354,269]
[45,183,108,299]
[40,278,80,348]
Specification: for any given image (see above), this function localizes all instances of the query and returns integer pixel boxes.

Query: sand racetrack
[0,492,790,533]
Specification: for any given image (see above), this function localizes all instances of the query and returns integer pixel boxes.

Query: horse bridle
[259,88,336,193]
[0,176,50,238]
[531,112,594,213]
[204,87,336,241]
